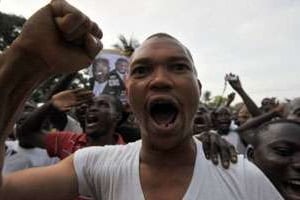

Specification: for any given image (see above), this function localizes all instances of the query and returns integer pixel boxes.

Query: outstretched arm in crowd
[225,92,235,107]
[0,0,102,199]
[227,73,261,117]
[17,88,92,148]
[236,104,285,144]
[45,73,78,100]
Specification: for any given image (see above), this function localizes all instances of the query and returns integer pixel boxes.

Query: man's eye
[273,147,293,157]
[171,64,190,72]
[131,66,150,77]
[293,110,300,117]
[98,101,110,109]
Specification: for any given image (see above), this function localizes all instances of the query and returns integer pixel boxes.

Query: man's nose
[291,155,300,171]
[149,66,173,91]
[87,104,98,112]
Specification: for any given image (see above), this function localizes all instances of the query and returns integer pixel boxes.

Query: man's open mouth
[284,179,300,199]
[86,113,99,126]
[194,116,205,125]
[148,99,179,128]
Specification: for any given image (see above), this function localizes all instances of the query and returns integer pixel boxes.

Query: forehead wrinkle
[129,37,197,75]
[131,56,191,67]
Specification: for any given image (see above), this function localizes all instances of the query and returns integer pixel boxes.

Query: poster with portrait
[89,49,129,104]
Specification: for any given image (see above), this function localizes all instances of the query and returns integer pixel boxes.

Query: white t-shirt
[74,139,283,200]
[222,121,246,154]
[64,115,83,134]
[3,150,33,174]
[3,140,59,174]
[93,81,107,97]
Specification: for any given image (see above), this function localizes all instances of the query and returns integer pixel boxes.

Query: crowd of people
[0,0,299,199]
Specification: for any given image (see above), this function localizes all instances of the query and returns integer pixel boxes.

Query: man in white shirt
[3,140,59,174]
[0,1,282,199]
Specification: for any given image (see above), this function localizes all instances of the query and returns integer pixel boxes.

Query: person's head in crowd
[286,97,300,122]
[9,102,37,140]
[237,105,252,125]
[212,106,232,135]
[9,111,33,140]
[74,103,89,132]
[116,110,141,143]
[92,58,110,83]
[115,58,129,75]
[85,94,125,139]
[24,101,37,113]
[127,32,201,150]
[193,105,212,134]
[248,119,300,200]
[261,97,277,113]
[90,99,141,144]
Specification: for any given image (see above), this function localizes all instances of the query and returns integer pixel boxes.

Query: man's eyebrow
[130,56,191,66]
[269,140,298,146]
[292,107,300,113]
[130,58,153,66]
[165,56,191,63]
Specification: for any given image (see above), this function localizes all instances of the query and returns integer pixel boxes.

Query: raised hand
[12,0,103,74]
[226,73,242,91]
[51,88,93,112]
[226,92,236,107]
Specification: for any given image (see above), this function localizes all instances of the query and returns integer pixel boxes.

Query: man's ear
[246,145,255,161]
[197,79,202,96]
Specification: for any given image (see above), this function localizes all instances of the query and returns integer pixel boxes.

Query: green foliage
[113,34,140,57]
[201,90,228,109]
[209,95,227,107]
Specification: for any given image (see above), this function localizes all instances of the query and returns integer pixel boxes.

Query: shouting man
[0,1,282,199]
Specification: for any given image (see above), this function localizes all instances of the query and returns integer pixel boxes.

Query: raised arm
[225,92,235,107]
[0,0,102,198]
[48,88,92,130]
[226,73,261,117]
[18,88,93,148]
[45,73,78,100]
[17,101,61,149]
[236,104,285,144]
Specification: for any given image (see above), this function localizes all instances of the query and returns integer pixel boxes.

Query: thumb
[85,33,103,59]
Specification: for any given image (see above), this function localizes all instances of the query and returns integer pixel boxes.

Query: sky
[1,0,299,105]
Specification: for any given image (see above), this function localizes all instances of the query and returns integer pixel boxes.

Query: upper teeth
[289,180,300,186]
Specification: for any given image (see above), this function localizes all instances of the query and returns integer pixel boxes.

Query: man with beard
[18,94,126,159]
[0,1,282,199]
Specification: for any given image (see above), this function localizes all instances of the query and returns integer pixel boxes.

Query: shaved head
[132,33,198,76]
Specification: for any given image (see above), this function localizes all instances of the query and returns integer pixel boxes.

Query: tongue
[152,111,176,126]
